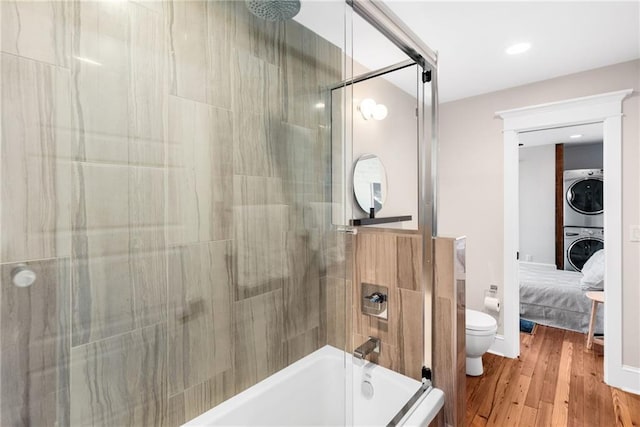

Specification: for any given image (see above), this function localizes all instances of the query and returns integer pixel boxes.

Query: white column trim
[496,89,637,393]
[502,129,519,359]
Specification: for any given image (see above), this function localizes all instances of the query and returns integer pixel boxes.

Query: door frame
[496,89,636,392]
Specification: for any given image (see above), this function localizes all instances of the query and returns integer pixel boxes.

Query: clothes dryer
[563,169,603,228]
[564,226,604,272]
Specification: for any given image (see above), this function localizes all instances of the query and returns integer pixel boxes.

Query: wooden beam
[555,144,564,269]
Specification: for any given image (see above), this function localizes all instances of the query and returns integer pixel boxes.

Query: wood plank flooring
[466,325,640,426]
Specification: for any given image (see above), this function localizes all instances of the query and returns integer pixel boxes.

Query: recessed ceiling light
[570,134,583,139]
[506,42,531,55]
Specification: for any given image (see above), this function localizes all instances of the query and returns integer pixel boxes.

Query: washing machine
[564,169,604,228]
[564,227,604,272]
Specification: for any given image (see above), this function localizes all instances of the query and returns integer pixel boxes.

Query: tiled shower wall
[0,1,344,425]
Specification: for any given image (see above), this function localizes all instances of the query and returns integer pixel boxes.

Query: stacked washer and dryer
[563,169,604,271]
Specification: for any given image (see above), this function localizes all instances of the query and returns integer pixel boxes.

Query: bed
[519,262,603,334]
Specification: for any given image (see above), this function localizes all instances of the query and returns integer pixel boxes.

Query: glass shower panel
[0,1,351,425]
[345,8,436,424]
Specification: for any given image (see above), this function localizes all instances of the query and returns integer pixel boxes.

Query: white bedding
[519,262,603,333]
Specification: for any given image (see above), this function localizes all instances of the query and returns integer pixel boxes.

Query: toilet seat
[466,309,497,332]
[466,327,497,337]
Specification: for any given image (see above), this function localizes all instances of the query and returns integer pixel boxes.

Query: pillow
[581,249,605,290]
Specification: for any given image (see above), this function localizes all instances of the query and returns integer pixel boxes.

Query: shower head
[246,0,301,21]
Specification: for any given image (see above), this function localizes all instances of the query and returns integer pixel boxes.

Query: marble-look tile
[352,231,427,379]
[1,53,71,264]
[167,0,206,102]
[234,289,284,393]
[70,0,129,164]
[321,276,351,350]
[283,232,321,339]
[397,236,422,291]
[129,166,167,328]
[72,0,129,74]
[233,111,277,177]
[282,182,314,232]
[71,163,134,345]
[399,288,425,380]
[72,161,168,345]
[1,0,70,67]
[71,2,165,167]
[321,231,349,279]
[273,122,318,184]
[167,0,231,109]
[313,29,343,89]
[168,241,233,396]
[357,233,397,287]
[182,370,234,422]
[232,175,285,207]
[353,232,401,350]
[131,1,164,15]
[0,258,70,427]
[232,1,284,67]
[70,64,129,164]
[233,204,287,300]
[285,328,320,365]
[129,2,167,168]
[282,20,320,129]
[168,96,233,245]
[165,393,186,427]
[273,124,328,232]
[70,323,167,426]
[231,49,280,117]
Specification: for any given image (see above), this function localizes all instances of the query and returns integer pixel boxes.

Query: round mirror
[353,154,387,214]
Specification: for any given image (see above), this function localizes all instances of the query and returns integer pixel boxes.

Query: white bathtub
[183,345,444,427]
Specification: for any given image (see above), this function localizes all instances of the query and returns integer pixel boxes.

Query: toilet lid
[466,309,497,332]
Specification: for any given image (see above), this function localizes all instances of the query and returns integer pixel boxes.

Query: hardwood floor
[466,325,640,426]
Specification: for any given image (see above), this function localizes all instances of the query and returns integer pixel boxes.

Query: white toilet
[465,309,498,376]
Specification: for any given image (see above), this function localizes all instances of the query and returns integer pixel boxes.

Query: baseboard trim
[613,365,640,395]
[487,335,506,357]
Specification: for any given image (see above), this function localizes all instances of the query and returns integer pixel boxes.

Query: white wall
[519,145,556,265]
[564,142,603,170]
[348,63,419,229]
[438,59,640,368]
[330,63,419,230]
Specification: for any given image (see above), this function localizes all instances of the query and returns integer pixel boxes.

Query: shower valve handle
[364,292,387,304]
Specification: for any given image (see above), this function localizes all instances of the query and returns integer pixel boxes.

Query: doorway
[497,89,635,392]
[518,124,604,335]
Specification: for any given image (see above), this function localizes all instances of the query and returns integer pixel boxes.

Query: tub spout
[353,337,380,359]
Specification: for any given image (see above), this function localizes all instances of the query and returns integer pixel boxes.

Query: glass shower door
[0,1,353,425]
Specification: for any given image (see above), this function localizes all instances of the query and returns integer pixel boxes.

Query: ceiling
[518,123,603,148]
[294,1,640,102]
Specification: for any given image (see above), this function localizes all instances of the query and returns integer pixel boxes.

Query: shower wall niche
[0,1,346,425]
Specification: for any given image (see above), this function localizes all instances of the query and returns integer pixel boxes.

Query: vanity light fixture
[505,42,531,55]
[359,98,388,121]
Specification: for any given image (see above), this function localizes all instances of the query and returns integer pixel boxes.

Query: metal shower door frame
[345,0,440,374]
[340,1,440,424]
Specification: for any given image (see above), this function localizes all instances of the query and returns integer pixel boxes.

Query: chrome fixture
[245,0,300,21]
[11,264,36,288]
[364,292,386,304]
[361,283,388,319]
[387,367,433,426]
[353,336,380,360]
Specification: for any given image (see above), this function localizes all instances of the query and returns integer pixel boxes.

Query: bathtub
[183,345,444,426]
